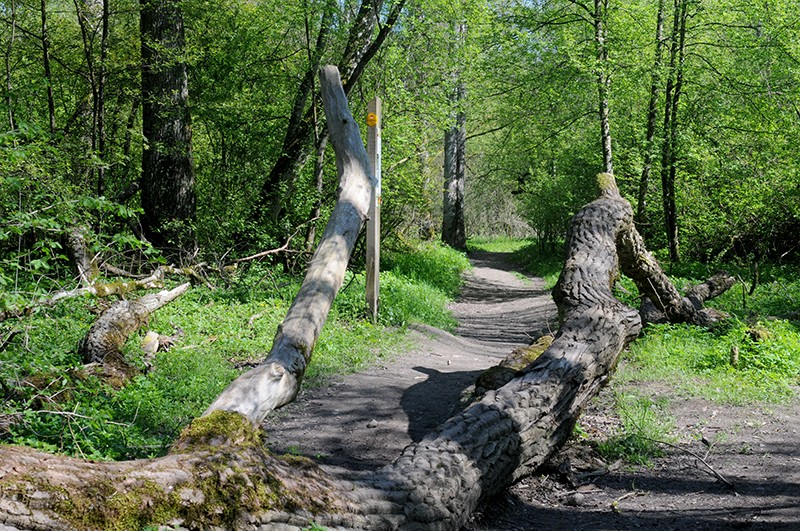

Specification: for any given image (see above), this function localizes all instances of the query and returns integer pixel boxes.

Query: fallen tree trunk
[639,271,736,325]
[79,283,191,365]
[204,65,375,421]
[0,69,733,529]
[0,265,193,323]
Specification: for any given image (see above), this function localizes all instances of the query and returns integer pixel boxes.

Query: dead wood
[79,283,190,366]
[204,65,375,421]
[0,265,206,323]
[64,226,98,287]
[638,271,736,326]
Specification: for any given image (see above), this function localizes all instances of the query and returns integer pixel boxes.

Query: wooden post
[366,97,381,323]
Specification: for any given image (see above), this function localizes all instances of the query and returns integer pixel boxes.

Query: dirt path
[263,251,800,530]
[262,251,557,472]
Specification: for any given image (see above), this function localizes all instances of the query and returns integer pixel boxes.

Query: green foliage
[0,240,468,459]
[617,262,800,404]
[467,237,531,253]
[378,271,458,331]
[384,241,470,298]
[0,125,159,315]
[596,394,675,465]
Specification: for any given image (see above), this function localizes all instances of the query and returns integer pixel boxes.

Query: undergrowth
[0,240,468,460]
[595,393,675,465]
[617,261,800,405]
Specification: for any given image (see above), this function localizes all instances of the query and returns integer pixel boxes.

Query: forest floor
[263,251,800,530]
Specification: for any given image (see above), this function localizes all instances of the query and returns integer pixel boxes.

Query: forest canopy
[2,0,799,294]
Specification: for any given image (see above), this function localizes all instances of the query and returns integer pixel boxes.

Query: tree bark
[635,0,666,232]
[40,0,55,135]
[64,226,97,287]
[4,0,15,131]
[660,0,688,262]
[140,0,196,249]
[594,0,613,174]
[639,271,736,326]
[206,65,374,421]
[442,21,467,251]
[441,118,466,250]
[79,282,190,365]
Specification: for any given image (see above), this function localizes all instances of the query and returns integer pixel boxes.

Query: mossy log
[0,70,734,530]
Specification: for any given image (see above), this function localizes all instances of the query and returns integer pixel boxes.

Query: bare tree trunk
[140,0,196,249]
[442,20,467,251]
[40,0,55,134]
[4,0,15,131]
[635,0,666,231]
[660,0,687,262]
[595,0,613,174]
[442,112,466,250]
[442,126,458,246]
[639,271,735,325]
[206,66,375,421]
[96,0,109,196]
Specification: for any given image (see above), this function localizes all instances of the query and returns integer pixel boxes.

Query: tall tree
[442,111,466,249]
[256,0,407,225]
[442,21,467,251]
[140,0,196,249]
[594,0,613,174]
[40,0,55,134]
[4,0,16,131]
[660,0,688,262]
[635,0,666,232]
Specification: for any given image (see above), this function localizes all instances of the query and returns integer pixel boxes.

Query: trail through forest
[263,251,800,530]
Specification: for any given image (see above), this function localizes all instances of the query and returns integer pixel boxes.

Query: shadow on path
[262,252,557,472]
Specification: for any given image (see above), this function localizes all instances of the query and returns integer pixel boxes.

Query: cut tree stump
[0,68,734,530]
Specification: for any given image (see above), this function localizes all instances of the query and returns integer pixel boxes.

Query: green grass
[0,240,469,460]
[616,259,800,405]
[467,236,534,253]
[595,393,676,465]
[469,237,563,288]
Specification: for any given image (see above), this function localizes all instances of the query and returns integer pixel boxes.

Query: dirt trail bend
[262,251,557,471]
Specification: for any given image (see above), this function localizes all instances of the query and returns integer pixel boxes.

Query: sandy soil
[263,251,800,530]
